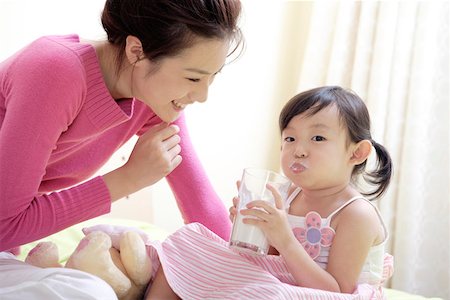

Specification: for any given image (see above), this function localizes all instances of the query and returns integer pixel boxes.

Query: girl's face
[131,38,230,122]
[280,105,356,191]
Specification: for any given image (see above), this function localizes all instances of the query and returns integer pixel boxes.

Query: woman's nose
[189,80,211,103]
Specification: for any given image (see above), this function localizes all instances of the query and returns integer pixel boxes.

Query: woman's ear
[125,35,143,65]
[350,140,372,165]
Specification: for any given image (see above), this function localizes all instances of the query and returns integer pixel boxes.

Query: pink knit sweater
[0,35,231,251]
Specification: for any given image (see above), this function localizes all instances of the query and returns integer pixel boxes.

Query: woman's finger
[167,144,181,160]
[163,133,181,150]
[159,124,180,141]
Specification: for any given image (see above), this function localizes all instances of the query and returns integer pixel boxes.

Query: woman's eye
[312,136,326,142]
[284,137,295,142]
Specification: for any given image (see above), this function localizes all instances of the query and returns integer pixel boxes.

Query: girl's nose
[294,146,307,158]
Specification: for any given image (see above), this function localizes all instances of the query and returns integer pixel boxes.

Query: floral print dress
[141,188,392,299]
[286,187,389,285]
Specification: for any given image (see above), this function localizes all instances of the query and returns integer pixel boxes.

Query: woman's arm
[0,43,111,251]
[164,113,231,240]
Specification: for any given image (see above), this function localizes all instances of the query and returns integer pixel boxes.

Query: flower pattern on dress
[292,211,335,259]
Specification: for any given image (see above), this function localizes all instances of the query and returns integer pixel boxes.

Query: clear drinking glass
[229,168,291,255]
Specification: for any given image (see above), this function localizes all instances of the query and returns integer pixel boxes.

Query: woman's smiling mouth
[172,100,187,111]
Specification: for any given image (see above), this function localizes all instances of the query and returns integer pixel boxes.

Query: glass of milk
[229,168,291,255]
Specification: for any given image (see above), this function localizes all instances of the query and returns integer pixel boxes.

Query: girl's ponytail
[363,140,393,199]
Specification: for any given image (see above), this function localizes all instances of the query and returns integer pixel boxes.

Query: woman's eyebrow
[185,65,224,75]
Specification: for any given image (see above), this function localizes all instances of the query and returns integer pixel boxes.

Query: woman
[0,0,243,298]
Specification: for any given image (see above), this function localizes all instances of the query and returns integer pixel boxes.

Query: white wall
[0,0,298,233]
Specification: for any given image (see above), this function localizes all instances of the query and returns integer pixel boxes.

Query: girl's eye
[312,136,326,142]
[284,137,295,142]
[188,78,200,83]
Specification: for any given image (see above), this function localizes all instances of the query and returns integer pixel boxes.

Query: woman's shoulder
[26,35,87,68]
[1,35,95,112]
[4,35,93,91]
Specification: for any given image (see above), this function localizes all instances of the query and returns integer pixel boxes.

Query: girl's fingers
[240,208,269,221]
[245,200,275,213]
[232,196,239,207]
[266,184,284,209]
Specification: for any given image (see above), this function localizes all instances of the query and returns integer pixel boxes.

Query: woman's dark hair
[279,86,393,199]
[101,0,243,73]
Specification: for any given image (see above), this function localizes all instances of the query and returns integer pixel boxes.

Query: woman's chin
[159,112,181,123]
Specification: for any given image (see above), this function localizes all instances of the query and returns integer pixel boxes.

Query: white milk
[229,168,291,255]
[230,212,269,255]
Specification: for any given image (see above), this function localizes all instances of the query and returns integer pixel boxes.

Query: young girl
[0,0,242,298]
[137,85,393,299]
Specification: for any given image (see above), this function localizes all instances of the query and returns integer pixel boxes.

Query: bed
[16,217,443,300]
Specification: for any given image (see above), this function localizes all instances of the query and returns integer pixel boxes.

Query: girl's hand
[240,184,295,251]
[229,180,241,222]
[123,122,182,191]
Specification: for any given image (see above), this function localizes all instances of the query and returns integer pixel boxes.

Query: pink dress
[145,192,393,299]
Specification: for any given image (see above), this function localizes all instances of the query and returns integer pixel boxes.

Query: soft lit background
[1,0,448,298]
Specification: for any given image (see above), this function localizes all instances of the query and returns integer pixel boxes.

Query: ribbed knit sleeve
[0,36,113,251]
[165,114,232,240]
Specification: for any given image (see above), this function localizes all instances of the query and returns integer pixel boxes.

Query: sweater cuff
[74,176,112,219]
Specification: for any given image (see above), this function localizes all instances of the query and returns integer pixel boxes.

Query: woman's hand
[104,123,182,201]
[239,184,295,252]
[126,122,182,189]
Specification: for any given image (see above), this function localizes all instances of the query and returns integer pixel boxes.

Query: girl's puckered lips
[289,162,306,174]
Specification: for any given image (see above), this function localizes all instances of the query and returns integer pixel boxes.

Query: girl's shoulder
[333,198,379,222]
[330,197,387,245]
[328,197,378,225]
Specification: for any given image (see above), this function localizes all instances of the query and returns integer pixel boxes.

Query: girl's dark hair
[279,86,393,200]
[101,0,244,73]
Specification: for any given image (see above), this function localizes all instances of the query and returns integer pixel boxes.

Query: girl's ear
[125,35,144,65]
[350,140,372,165]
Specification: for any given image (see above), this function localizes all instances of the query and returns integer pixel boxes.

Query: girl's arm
[280,199,382,292]
[324,199,384,292]
[242,188,381,292]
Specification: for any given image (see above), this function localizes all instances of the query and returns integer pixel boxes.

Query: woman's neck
[88,40,131,100]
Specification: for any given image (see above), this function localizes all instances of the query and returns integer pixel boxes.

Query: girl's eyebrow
[309,123,330,130]
[285,123,329,131]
